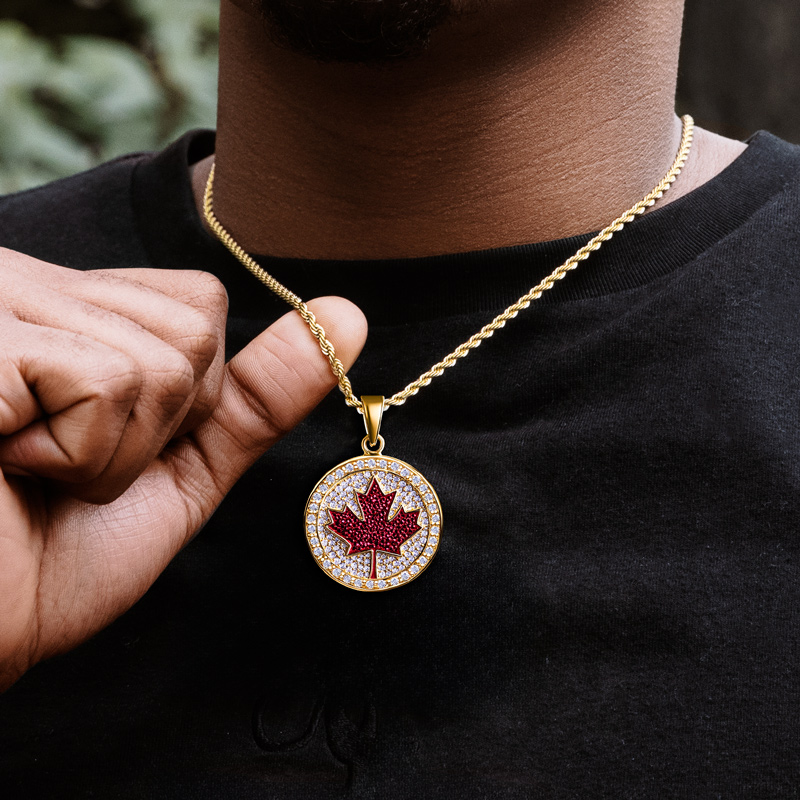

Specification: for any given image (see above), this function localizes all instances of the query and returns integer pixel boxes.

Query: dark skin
[193,0,745,259]
[1,0,746,689]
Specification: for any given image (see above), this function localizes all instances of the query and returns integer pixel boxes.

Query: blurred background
[0,0,798,193]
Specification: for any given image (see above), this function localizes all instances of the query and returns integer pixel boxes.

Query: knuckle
[175,307,220,372]
[86,352,142,405]
[147,350,195,411]
[188,271,229,314]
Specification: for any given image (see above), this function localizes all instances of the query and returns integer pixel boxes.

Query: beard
[254,0,454,64]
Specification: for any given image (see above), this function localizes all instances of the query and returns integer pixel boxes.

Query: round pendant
[305,452,442,592]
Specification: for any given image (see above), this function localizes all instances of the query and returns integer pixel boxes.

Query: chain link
[204,116,694,413]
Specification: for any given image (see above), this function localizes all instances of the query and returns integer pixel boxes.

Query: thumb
[164,296,367,524]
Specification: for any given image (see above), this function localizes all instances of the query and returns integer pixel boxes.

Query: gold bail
[361,396,385,447]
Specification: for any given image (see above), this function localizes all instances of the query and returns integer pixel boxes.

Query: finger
[36,267,227,430]
[0,253,225,431]
[5,289,208,502]
[0,323,140,481]
[96,269,229,434]
[160,296,368,529]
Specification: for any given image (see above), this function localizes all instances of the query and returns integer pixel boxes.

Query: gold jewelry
[204,115,695,592]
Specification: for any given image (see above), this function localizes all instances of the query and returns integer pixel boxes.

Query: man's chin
[254,0,453,64]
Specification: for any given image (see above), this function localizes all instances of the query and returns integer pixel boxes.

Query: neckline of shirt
[131,129,798,324]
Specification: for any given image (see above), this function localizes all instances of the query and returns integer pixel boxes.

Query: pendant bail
[361,396,385,448]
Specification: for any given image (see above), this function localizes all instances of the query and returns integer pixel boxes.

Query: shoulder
[0,130,214,272]
[0,152,149,269]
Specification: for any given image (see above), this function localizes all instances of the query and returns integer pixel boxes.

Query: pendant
[305,396,442,592]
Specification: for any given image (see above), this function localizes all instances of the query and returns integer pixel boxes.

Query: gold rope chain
[204,115,694,413]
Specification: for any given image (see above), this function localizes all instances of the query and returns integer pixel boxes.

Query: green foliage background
[0,0,218,193]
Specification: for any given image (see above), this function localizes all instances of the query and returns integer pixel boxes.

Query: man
[0,0,798,796]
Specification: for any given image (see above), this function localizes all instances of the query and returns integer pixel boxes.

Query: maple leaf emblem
[327,478,421,580]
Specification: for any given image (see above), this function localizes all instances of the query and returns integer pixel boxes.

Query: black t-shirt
[1,130,799,799]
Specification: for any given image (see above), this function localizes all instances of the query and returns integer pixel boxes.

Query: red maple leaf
[327,478,421,580]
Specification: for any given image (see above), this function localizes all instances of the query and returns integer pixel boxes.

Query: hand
[0,249,367,689]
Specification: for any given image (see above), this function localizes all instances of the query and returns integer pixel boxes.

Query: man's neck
[195,0,745,260]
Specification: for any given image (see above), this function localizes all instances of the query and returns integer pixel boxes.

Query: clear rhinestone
[357,460,364,469]
[401,468,409,477]
[378,580,387,588]
[323,560,332,569]
[378,459,386,468]
[314,547,322,556]
[431,526,439,534]
[390,577,399,586]
[412,475,420,484]
[355,579,362,588]
[366,580,374,589]
[419,556,428,566]
[309,503,318,512]
[433,514,440,523]
[335,469,344,478]
[429,537,438,546]
[425,493,433,502]
[401,571,410,581]
[424,547,434,556]
[345,463,353,472]
[310,538,319,546]
[333,568,341,577]
[410,565,420,574]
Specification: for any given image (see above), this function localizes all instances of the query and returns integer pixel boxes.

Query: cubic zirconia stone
[355,580,362,588]
[401,571,410,581]
[323,560,331,569]
[419,556,428,566]
[410,565,420,574]
[425,547,434,556]
[314,547,322,556]
[367,459,376,468]
[333,568,341,577]
[431,526,439,534]
[366,580,374,589]
[378,580,387,589]
[433,515,440,523]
